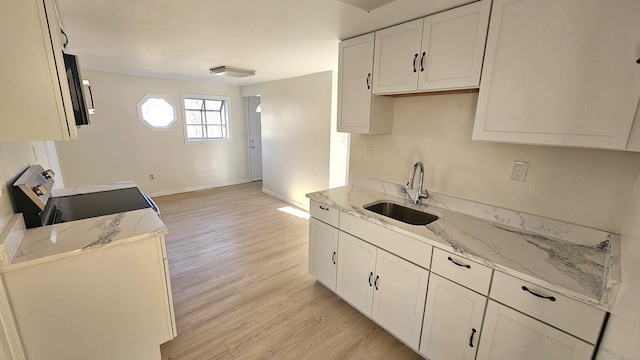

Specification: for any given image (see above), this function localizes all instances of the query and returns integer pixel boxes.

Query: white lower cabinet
[420,274,486,360]
[1,235,175,360]
[336,231,429,349]
[309,218,339,291]
[476,301,594,360]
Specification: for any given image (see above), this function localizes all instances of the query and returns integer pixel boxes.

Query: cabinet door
[420,274,486,360]
[473,0,640,150]
[373,19,424,94]
[476,301,594,360]
[336,232,377,316]
[1,0,76,141]
[371,249,429,350]
[418,0,491,91]
[309,218,339,291]
[337,33,375,133]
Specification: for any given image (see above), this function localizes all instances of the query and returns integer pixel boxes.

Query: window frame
[180,93,232,143]
[136,93,177,131]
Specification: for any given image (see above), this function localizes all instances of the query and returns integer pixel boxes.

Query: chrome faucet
[405,162,429,205]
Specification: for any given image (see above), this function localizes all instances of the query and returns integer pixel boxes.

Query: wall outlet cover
[511,161,529,182]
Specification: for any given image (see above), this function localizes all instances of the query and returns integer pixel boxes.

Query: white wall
[241,72,333,209]
[349,93,640,234]
[597,171,640,358]
[55,71,250,196]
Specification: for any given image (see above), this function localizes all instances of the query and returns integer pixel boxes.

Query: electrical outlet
[365,144,372,157]
[511,161,529,182]
[149,174,155,181]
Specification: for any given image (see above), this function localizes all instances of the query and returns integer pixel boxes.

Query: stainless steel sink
[363,201,440,225]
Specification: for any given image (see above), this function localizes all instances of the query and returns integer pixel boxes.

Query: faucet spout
[405,162,429,205]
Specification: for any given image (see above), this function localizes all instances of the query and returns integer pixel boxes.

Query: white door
[247,96,262,181]
[417,0,491,91]
[371,249,429,350]
[336,232,377,316]
[476,301,594,360]
[372,19,424,94]
[337,33,375,133]
[308,218,338,291]
[420,274,486,360]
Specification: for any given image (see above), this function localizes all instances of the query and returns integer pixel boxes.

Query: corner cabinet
[337,33,394,134]
[372,0,491,94]
[473,0,640,150]
[0,0,77,141]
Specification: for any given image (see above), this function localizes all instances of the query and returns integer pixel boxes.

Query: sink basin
[363,201,440,225]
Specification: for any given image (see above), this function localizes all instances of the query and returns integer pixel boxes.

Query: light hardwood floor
[156,182,423,360]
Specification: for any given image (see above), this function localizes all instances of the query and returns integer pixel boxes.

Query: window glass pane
[184,97,229,141]
[207,126,223,138]
[205,111,222,125]
[185,110,203,124]
[187,125,204,139]
[141,98,175,127]
[184,98,203,110]
[205,100,223,110]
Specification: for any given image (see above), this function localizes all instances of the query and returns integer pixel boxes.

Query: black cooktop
[47,187,152,224]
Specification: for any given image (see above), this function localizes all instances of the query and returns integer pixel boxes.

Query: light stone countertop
[0,183,166,272]
[307,178,620,312]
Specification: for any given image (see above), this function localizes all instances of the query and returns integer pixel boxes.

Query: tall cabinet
[1,0,77,141]
[337,33,394,134]
[473,0,640,150]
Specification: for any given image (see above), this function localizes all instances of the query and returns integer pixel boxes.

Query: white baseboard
[261,188,309,211]
[148,179,251,197]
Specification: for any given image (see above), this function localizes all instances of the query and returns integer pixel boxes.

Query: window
[136,93,177,130]
[182,95,230,141]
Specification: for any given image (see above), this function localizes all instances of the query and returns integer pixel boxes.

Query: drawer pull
[469,328,476,347]
[522,286,556,302]
[448,256,471,269]
[369,272,373,287]
[332,251,336,265]
[374,275,380,290]
[319,205,330,211]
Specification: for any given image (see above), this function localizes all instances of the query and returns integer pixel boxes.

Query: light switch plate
[511,161,529,182]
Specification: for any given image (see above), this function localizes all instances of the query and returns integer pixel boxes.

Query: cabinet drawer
[310,200,339,227]
[490,272,606,343]
[431,248,492,295]
[340,212,432,269]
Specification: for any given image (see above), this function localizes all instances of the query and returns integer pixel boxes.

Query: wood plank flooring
[156,182,423,360]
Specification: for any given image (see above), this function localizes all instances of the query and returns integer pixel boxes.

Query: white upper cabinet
[473,0,640,150]
[1,0,77,142]
[418,0,491,91]
[373,19,424,94]
[337,33,394,134]
[373,0,491,94]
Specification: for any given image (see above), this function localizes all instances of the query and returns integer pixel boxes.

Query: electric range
[12,165,158,229]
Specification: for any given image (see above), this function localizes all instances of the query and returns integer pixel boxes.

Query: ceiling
[55,0,472,85]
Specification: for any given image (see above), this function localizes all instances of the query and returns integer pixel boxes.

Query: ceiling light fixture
[337,0,397,12]
[209,66,255,77]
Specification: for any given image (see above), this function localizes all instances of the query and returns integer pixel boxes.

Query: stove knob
[33,185,48,196]
[42,169,55,179]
